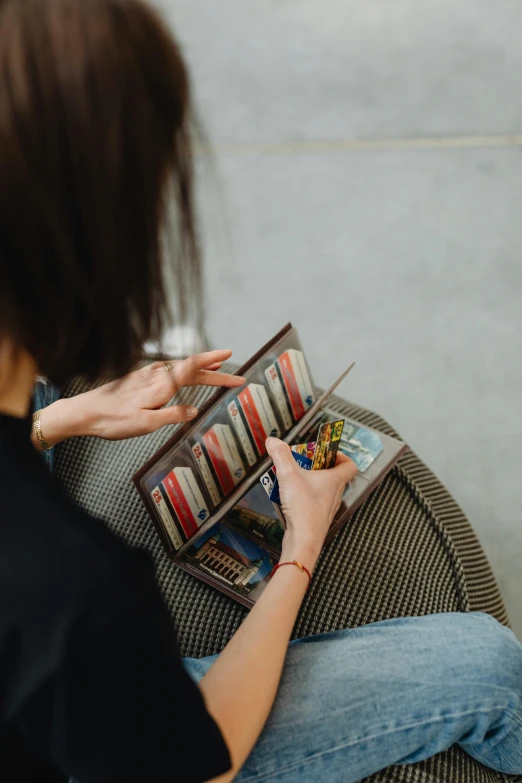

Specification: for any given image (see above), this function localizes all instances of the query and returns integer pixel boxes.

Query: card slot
[146,444,215,554]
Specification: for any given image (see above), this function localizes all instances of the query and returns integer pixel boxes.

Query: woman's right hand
[265,437,358,571]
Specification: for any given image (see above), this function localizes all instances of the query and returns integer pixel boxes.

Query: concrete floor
[159,0,522,638]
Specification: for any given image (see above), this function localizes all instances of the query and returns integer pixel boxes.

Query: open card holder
[133,323,357,560]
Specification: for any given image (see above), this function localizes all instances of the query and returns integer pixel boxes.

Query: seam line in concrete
[199,133,522,156]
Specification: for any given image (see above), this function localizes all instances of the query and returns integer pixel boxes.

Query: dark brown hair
[0,0,201,385]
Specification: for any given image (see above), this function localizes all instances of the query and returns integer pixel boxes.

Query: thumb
[265,437,297,478]
[332,452,358,484]
[147,405,199,431]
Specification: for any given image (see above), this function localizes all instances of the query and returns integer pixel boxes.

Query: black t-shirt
[0,412,231,783]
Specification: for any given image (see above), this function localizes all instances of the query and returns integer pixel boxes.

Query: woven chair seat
[56,374,518,783]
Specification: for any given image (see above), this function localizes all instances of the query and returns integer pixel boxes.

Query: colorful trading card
[291,441,317,461]
[311,419,344,470]
[237,383,280,455]
[300,412,384,473]
[152,466,210,546]
[192,441,221,507]
[339,427,384,473]
[276,349,315,421]
[227,399,257,466]
[202,424,245,496]
[299,412,356,445]
[185,523,274,598]
[289,451,314,472]
[264,362,293,429]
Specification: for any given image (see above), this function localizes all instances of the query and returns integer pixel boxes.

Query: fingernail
[265,437,276,448]
[188,407,198,418]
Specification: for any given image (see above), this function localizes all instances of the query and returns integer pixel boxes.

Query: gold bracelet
[33,410,52,450]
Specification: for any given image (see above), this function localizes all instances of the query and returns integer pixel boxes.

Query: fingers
[187,349,234,371]
[151,350,233,376]
[333,452,358,483]
[265,437,297,479]
[195,369,245,388]
[172,351,245,388]
[146,405,199,431]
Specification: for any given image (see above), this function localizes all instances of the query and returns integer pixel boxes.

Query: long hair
[0,0,202,385]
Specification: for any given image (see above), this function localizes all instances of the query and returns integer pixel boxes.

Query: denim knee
[453,613,522,699]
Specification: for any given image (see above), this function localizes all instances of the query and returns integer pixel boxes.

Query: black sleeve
[21,552,231,783]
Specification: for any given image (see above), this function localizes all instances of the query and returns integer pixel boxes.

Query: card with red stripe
[151,467,210,548]
[227,399,257,466]
[192,441,222,506]
[237,383,280,456]
[150,483,185,550]
[276,349,315,421]
[264,362,293,429]
[202,424,245,496]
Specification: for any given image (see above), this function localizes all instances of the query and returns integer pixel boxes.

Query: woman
[0,1,521,782]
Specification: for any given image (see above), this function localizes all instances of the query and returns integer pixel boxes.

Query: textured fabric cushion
[55,373,519,783]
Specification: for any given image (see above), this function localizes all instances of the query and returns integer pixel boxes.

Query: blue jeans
[184,612,522,782]
[33,379,60,471]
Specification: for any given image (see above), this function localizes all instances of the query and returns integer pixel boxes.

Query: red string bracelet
[270,560,312,591]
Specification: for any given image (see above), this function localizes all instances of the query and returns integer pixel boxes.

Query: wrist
[280,537,322,574]
[271,560,312,591]
[37,396,91,446]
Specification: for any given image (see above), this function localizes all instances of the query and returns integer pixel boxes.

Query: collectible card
[152,466,210,548]
[150,483,184,550]
[339,427,384,472]
[203,424,245,496]
[291,349,315,409]
[183,523,275,599]
[291,441,317,461]
[260,466,276,498]
[276,350,306,420]
[192,441,221,506]
[231,483,285,550]
[227,399,257,466]
[237,383,280,455]
[264,362,293,429]
[260,451,313,506]
[301,412,385,474]
[312,419,344,470]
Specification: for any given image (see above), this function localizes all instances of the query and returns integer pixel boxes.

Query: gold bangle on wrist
[33,410,52,450]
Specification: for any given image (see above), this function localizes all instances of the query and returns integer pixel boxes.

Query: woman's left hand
[36,350,245,447]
